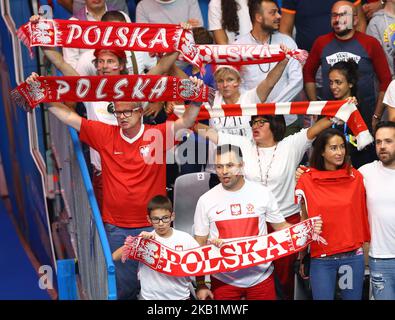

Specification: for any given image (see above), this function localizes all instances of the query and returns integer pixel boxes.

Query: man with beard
[194,145,322,300]
[233,0,303,136]
[303,0,391,168]
[358,121,395,300]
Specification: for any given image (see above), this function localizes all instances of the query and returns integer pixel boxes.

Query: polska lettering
[122,218,322,276]
[16,19,202,69]
[11,75,210,110]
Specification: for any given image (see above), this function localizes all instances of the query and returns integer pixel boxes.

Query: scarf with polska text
[173,100,374,150]
[16,19,202,70]
[121,217,324,277]
[179,44,309,66]
[10,75,213,111]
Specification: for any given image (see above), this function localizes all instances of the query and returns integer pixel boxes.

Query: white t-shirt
[234,32,303,125]
[206,89,260,172]
[138,228,200,300]
[383,79,395,108]
[218,129,312,218]
[359,161,395,258]
[84,101,118,171]
[75,50,156,76]
[194,180,285,288]
[208,0,252,44]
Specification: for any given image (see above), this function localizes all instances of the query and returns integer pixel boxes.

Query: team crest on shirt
[139,145,150,157]
[175,245,183,251]
[230,204,242,216]
[246,203,255,214]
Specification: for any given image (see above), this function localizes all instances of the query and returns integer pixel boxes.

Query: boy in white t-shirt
[112,195,200,300]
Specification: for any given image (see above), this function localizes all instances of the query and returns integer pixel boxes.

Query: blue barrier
[67,127,117,300]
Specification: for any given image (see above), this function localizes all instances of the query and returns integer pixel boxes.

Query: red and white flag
[174,100,374,150]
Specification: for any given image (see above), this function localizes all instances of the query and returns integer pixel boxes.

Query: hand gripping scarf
[10,75,214,111]
[121,217,325,277]
[16,19,202,70]
[173,100,374,150]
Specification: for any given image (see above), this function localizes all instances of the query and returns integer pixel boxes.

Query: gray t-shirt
[367,9,395,76]
[73,0,129,15]
[136,0,203,25]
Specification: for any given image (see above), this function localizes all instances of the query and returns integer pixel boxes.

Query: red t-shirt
[79,118,173,228]
[295,167,370,258]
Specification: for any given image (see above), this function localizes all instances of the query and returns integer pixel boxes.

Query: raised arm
[256,54,289,102]
[194,122,219,144]
[26,72,81,130]
[279,10,295,38]
[306,116,332,140]
[48,102,82,131]
[29,15,79,76]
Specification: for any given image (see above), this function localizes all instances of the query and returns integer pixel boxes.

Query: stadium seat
[173,172,211,235]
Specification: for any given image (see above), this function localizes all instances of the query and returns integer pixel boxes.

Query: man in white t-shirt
[233,0,303,132]
[383,79,395,122]
[358,121,395,300]
[194,144,292,300]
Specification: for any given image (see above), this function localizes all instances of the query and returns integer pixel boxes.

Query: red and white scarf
[174,100,374,150]
[180,44,309,66]
[16,19,202,69]
[121,217,324,277]
[11,75,213,111]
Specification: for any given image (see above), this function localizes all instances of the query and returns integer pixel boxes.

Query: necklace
[250,32,272,73]
[256,143,277,186]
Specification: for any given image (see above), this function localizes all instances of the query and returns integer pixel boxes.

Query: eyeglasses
[331,12,356,19]
[111,106,141,118]
[150,216,172,224]
[249,119,269,127]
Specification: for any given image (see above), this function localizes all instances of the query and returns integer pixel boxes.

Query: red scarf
[180,44,309,66]
[11,75,213,111]
[173,100,374,150]
[17,19,202,69]
[121,218,324,277]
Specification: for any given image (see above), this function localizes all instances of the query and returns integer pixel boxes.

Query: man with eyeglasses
[29,14,189,216]
[303,1,391,163]
[26,69,205,299]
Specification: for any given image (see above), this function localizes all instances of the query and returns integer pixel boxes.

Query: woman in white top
[208,0,252,44]
[205,46,291,172]
[195,109,333,299]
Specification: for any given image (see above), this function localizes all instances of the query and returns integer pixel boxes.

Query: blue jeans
[105,223,153,300]
[369,257,395,300]
[310,253,365,300]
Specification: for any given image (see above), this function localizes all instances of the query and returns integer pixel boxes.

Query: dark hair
[374,121,395,137]
[328,60,359,98]
[251,114,286,142]
[101,10,126,22]
[221,0,240,33]
[147,195,173,214]
[309,128,350,171]
[248,0,277,23]
[192,27,214,45]
[216,144,243,162]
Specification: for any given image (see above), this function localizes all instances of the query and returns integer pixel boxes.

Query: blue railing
[67,127,117,300]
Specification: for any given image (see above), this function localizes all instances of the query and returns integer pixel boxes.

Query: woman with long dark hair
[208,0,252,44]
[328,60,377,168]
[295,128,370,300]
